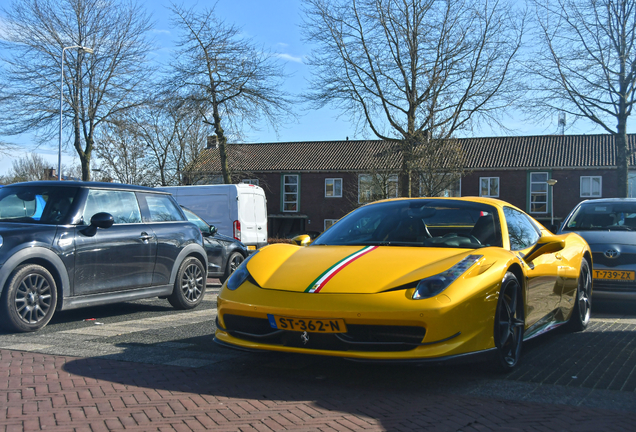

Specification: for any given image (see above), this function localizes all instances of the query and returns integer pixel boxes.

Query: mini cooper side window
[83,190,142,225]
[143,194,184,222]
[504,207,540,251]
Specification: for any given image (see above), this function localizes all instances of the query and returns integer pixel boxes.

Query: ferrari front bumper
[214,280,501,361]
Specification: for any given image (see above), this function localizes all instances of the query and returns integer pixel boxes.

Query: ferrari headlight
[226,251,259,290]
[413,255,483,300]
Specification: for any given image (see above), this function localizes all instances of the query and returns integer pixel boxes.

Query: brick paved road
[2,349,636,432]
[1,290,636,431]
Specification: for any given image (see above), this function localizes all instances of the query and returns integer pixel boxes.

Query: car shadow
[59,320,636,429]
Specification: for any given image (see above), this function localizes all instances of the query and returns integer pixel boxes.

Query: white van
[157,184,268,250]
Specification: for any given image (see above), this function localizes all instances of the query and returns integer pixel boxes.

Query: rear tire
[566,259,592,332]
[168,257,205,310]
[219,252,245,284]
[492,272,524,372]
[0,264,57,332]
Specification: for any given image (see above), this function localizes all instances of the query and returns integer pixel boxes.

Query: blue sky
[0,0,616,176]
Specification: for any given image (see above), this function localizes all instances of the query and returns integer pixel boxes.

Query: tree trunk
[616,120,629,198]
[212,103,231,184]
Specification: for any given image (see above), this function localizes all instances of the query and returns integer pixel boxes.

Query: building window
[580,176,602,197]
[241,179,259,186]
[282,174,299,212]
[419,174,461,197]
[629,172,636,198]
[325,178,343,197]
[324,219,338,230]
[479,177,499,197]
[358,174,398,203]
[529,172,548,213]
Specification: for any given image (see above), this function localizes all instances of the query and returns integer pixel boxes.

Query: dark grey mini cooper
[0,181,208,332]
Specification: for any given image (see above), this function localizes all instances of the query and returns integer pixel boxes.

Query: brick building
[185,134,636,238]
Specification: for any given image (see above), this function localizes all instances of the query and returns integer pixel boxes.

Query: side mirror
[209,225,218,236]
[90,212,114,229]
[524,235,566,263]
[291,234,311,246]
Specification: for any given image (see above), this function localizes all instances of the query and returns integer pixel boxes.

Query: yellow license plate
[267,314,347,333]
[247,245,256,250]
[593,270,635,280]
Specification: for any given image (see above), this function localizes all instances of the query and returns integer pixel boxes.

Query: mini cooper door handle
[139,232,153,242]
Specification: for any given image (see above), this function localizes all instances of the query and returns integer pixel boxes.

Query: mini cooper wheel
[566,259,592,332]
[493,272,525,372]
[0,264,57,332]
[219,252,245,284]
[168,257,206,310]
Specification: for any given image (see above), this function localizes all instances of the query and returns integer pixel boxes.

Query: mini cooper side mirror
[91,212,114,229]
[291,234,311,246]
[523,235,566,263]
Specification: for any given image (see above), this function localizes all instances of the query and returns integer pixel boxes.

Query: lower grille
[593,280,636,292]
[221,314,426,352]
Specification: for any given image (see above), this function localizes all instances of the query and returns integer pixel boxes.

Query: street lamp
[58,45,94,181]
[547,178,558,227]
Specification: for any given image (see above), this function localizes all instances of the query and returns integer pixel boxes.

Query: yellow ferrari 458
[215,197,592,371]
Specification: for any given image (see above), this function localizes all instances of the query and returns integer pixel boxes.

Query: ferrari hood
[247,244,473,294]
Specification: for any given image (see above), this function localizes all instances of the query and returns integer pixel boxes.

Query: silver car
[559,198,636,299]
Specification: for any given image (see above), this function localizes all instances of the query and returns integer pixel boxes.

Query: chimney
[207,135,219,149]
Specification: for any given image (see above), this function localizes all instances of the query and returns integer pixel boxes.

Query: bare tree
[0,0,153,181]
[526,0,636,197]
[5,153,53,182]
[168,3,295,184]
[303,0,524,196]
[94,119,157,186]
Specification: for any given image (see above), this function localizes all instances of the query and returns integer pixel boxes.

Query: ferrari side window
[504,207,540,251]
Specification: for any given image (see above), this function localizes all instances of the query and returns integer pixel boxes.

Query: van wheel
[168,257,205,310]
[219,252,245,284]
[0,264,57,332]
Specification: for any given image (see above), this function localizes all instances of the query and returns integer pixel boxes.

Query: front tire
[0,264,58,332]
[168,257,206,310]
[219,252,245,284]
[566,259,592,332]
[493,272,525,372]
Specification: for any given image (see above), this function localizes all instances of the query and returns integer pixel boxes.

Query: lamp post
[59,45,94,181]
[547,179,558,227]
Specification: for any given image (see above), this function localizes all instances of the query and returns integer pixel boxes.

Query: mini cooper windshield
[563,201,636,231]
[0,185,79,224]
[313,199,502,248]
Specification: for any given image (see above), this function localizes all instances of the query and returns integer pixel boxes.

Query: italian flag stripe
[305,246,378,293]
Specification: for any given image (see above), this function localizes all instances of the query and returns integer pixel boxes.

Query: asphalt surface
[1,283,636,431]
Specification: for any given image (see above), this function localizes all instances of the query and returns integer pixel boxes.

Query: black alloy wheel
[168,257,206,310]
[220,252,245,284]
[1,264,58,332]
[493,272,525,371]
[567,259,592,332]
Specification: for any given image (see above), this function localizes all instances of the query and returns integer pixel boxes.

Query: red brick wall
[239,168,620,235]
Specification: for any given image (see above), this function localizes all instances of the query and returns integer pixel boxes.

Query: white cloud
[276,53,303,63]
[151,29,171,35]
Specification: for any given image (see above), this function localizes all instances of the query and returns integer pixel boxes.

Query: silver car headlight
[413,255,483,300]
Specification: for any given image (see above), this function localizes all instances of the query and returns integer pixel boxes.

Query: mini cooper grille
[221,314,426,352]
[592,252,636,268]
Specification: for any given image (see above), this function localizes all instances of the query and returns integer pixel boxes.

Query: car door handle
[140,232,153,242]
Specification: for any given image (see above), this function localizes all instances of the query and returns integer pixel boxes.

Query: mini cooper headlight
[413,255,483,300]
[226,251,259,290]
